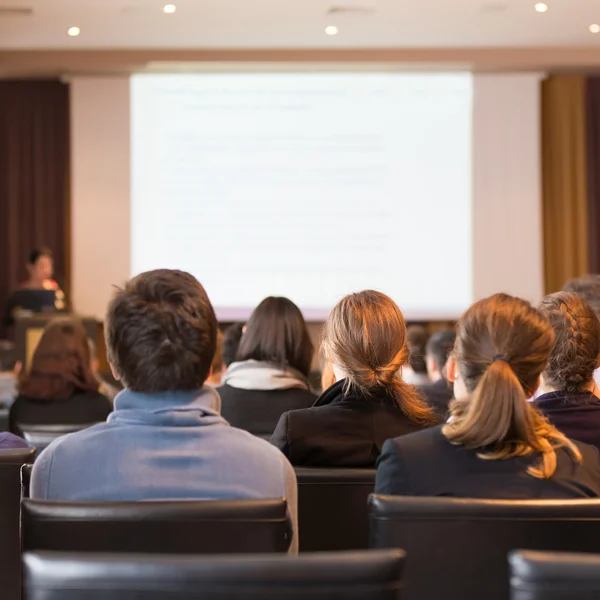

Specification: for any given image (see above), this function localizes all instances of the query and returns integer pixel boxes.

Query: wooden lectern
[14,314,109,372]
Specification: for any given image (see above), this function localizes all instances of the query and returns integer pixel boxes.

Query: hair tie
[492,354,508,363]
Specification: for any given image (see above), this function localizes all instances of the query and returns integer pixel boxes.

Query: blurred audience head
[18,318,99,401]
[426,328,456,382]
[236,297,313,377]
[538,291,600,394]
[563,275,600,319]
[222,322,244,368]
[27,247,53,285]
[406,325,429,375]
[206,330,225,386]
[443,293,580,478]
[323,290,435,424]
[106,269,217,393]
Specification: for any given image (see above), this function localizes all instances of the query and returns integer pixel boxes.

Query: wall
[70,76,131,319]
[70,72,545,320]
[472,73,544,304]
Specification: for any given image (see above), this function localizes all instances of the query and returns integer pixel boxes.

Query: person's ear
[109,362,121,382]
[426,355,438,377]
[446,356,459,383]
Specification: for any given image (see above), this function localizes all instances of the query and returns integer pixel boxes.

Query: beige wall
[472,73,544,305]
[71,76,131,319]
[70,72,544,321]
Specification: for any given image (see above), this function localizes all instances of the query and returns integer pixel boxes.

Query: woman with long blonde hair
[271,290,438,467]
[376,293,600,498]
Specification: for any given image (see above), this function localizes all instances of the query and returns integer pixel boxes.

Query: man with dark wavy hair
[31,269,298,550]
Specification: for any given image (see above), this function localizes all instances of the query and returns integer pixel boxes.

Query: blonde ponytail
[446,294,582,479]
[324,290,437,426]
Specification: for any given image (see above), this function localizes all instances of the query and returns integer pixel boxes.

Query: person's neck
[25,278,44,289]
[538,379,600,397]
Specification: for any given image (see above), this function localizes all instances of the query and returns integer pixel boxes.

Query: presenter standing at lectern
[4,248,66,328]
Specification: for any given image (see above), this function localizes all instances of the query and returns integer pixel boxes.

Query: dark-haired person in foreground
[376,294,600,498]
[30,270,298,550]
[536,292,600,451]
[420,328,456,420]
[219,298,316,437]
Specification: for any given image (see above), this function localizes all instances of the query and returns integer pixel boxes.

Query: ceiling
[2,0,600,50]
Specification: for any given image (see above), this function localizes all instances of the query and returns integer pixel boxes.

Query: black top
[420,378,454,420]
[218,384,316,437]
[271,379,436,468]
[9,390,112,437]
[536,390,600,452]
[376,425,600,499]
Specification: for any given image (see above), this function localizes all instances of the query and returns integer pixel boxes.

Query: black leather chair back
[296,468,375,551]
[22,498,291,554]
[369,494,600,600]
[18,423,99,451]
[0,448,36,600]
[21,463,33,498]
[510,549,600,600]
[23,549,405,600]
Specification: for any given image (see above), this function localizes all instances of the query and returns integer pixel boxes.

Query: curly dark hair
[538,291,600,393]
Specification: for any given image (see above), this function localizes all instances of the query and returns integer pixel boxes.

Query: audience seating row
[0,448,36,600]
[11,457,600,600]
[23,548,600,600]
[23,549,406,600]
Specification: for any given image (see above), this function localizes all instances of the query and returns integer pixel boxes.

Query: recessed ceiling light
[534,3,548,12]
[67,26,80,36]
[590,23,600,33]
[163,4,176,13]
[325,25,338,35]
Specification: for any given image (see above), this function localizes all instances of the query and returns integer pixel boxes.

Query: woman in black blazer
[271,290,439,467]
[218,297,316,437]
[535,291,600,452]
[376,294,600,499]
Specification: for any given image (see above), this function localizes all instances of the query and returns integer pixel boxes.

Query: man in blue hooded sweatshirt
[30,269,298,550]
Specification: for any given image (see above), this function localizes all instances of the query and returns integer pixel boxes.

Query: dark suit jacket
[376,425,600,499]
[420,378,454,420]
[218,384,316,437]
[536,391,600,452]
[271,379,435,467]
[10,391,112,437]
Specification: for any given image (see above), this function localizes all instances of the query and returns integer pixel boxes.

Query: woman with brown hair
[536,291,600,451]
[271,290,438,467]
[218,297,316,437]
[376,293,600,498]
[10,318,112,437]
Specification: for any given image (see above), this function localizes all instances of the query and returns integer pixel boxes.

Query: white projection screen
[131,73,473,320]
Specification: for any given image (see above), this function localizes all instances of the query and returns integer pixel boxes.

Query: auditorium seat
[369,494,600,600]
[510,549,600,600]
[0,448,36,600]
[23,548,406,600]
[22,498,292,555]
[18,423,100,452]
[21,463,32,498]
[295,468,375,551]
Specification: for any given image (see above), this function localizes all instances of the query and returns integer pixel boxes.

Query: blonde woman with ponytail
[376,293,600,498]
[271,291,439,467]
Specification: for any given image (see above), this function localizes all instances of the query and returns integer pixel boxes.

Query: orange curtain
[541,75,589,293]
